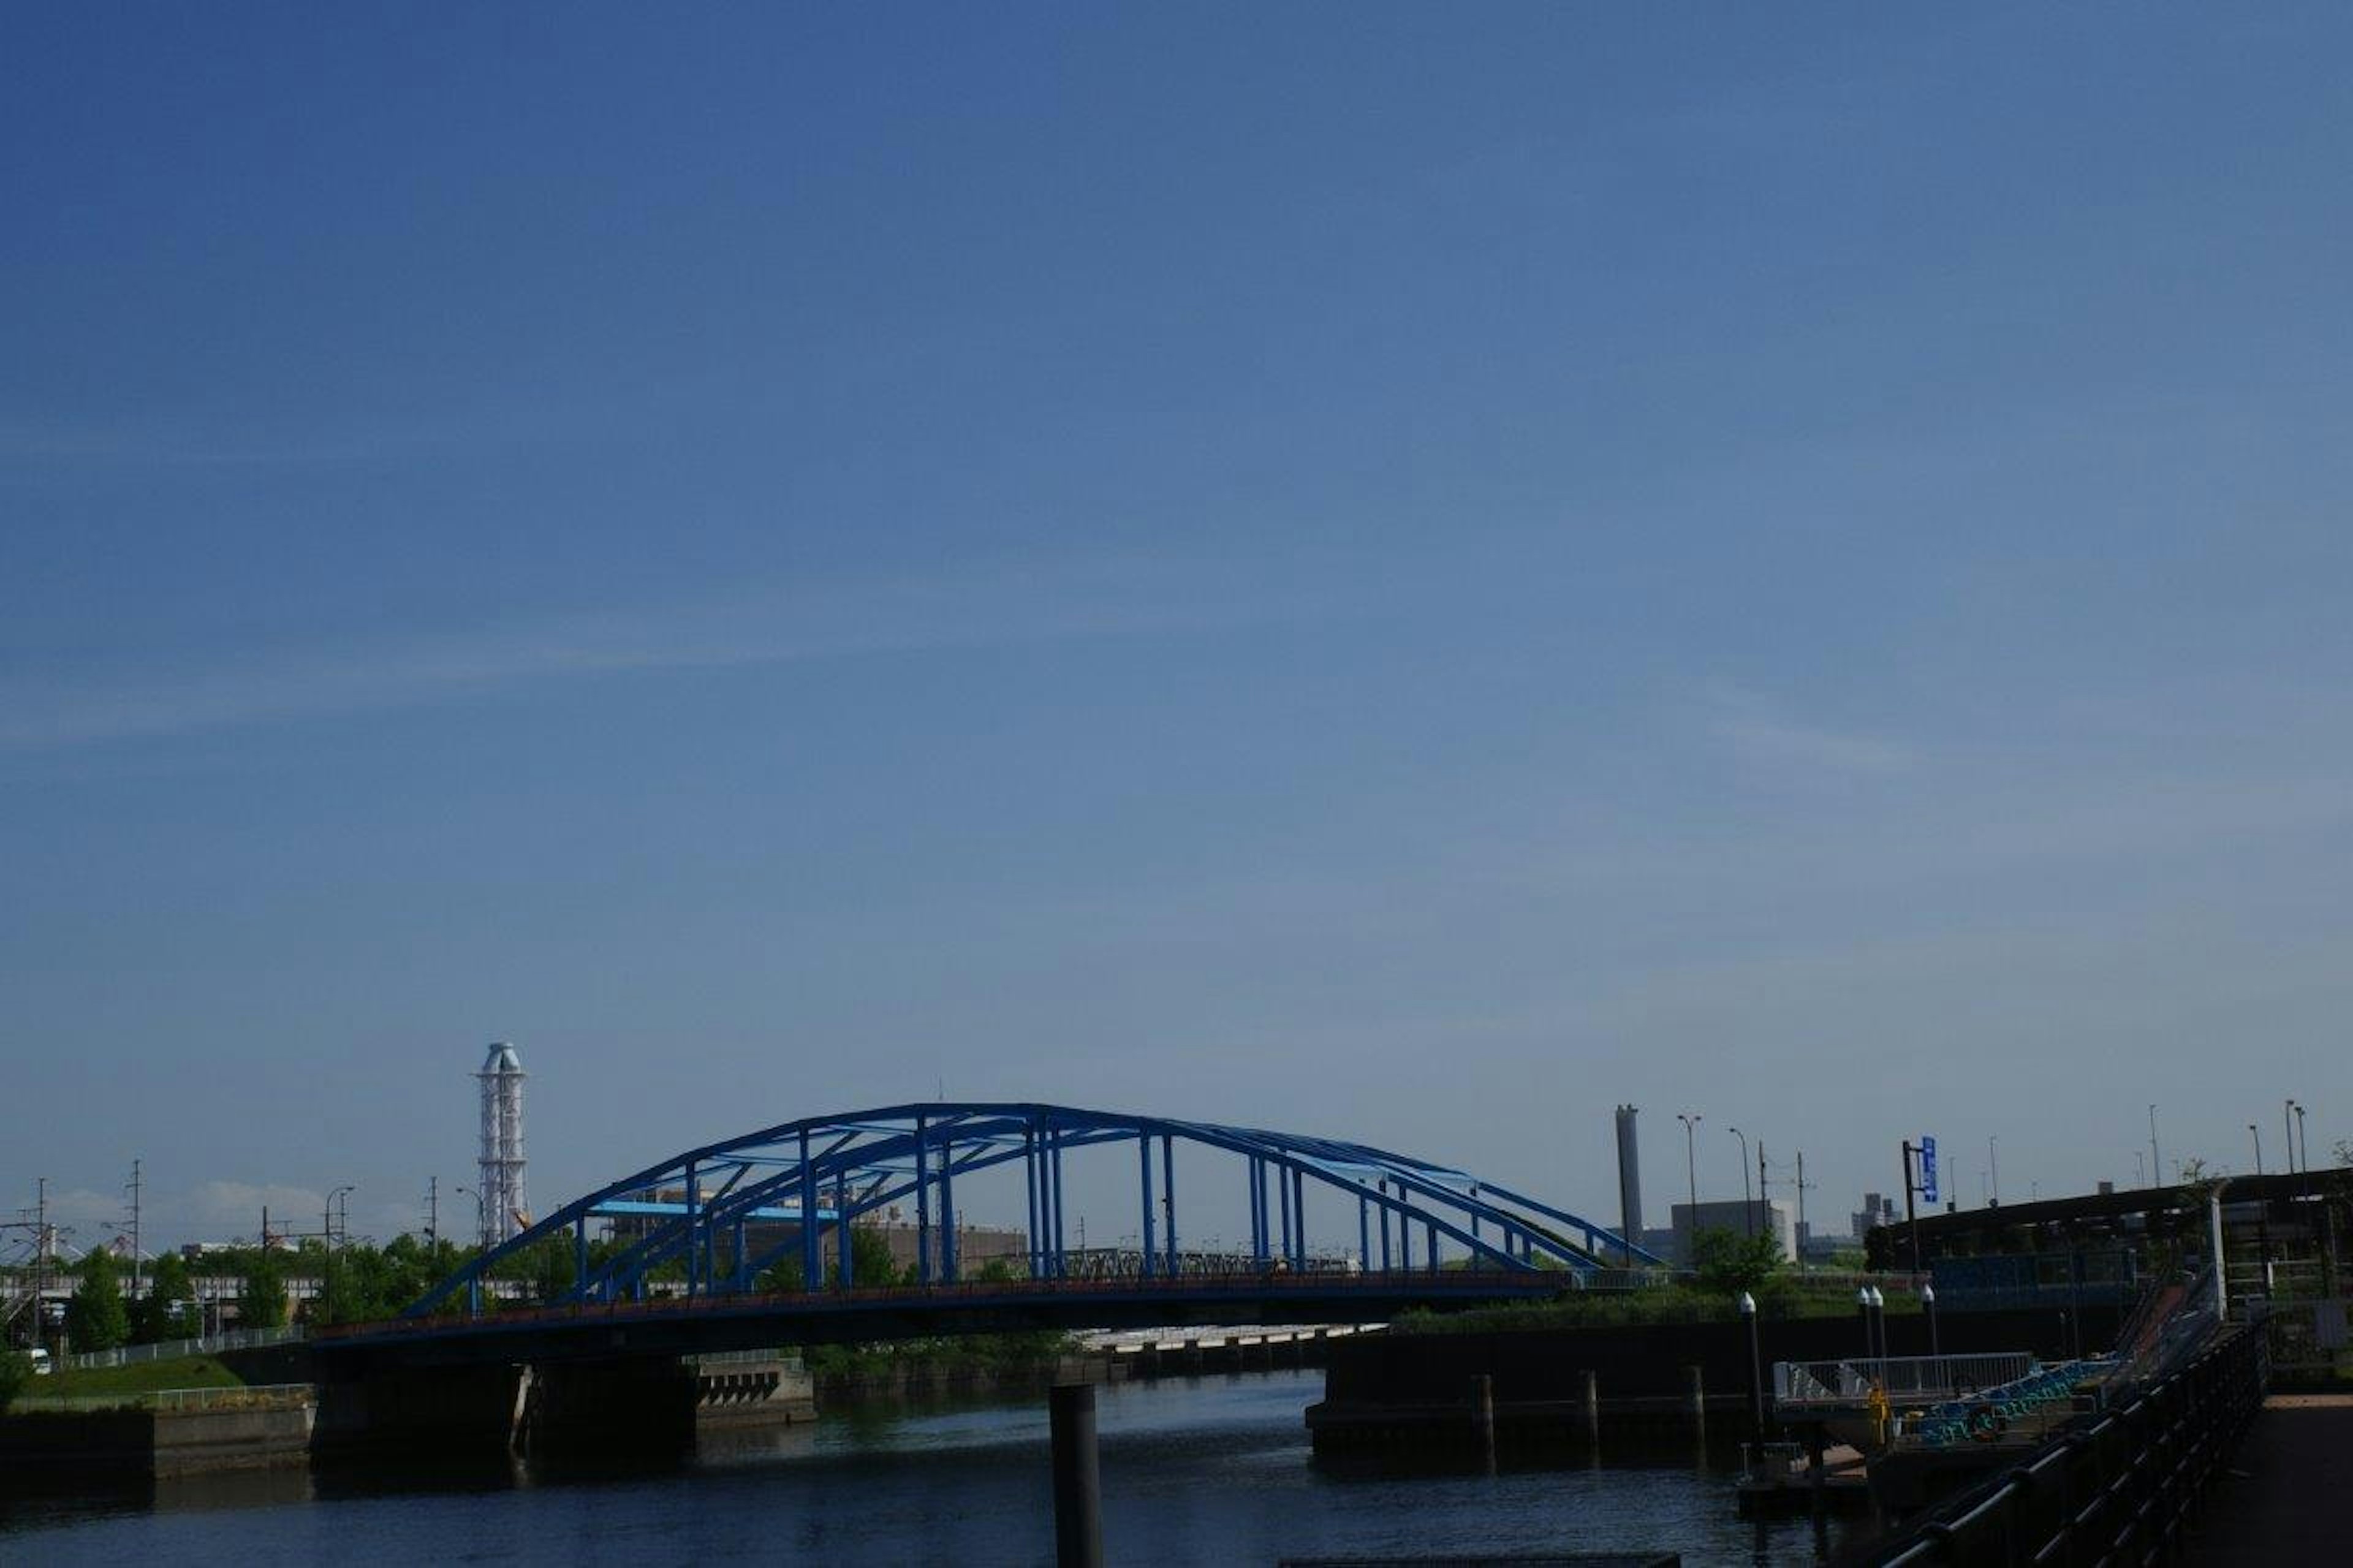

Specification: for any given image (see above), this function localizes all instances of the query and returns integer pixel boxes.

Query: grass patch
[41,1355,251,1397]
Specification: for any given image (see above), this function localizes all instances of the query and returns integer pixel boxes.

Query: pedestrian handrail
[59,1324,307,1371]
[330,1266,1589,1342]
[1773,1352,2033,1406]
[1865,1324,2267,1564]
[1901,1358,2118,1449]
[10,1382,313,1414]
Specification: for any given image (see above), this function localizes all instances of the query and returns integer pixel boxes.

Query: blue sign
[1919,1135,1939,1205]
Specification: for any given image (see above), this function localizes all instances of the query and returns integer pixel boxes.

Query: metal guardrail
[1866,1324,2268,1564]
[328,1266,1584,1341]
[10,1382,314,1414]
[59,1324,307,1371]
[1776,1353,2034,1406]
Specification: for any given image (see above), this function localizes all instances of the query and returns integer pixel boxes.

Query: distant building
[604,1193,1025,1282]
[1851,1192,1898,1241]
[1667,1199,1795,1266]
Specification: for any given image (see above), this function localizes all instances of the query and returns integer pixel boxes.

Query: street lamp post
[455,1184,488,1248]
[1677,1113,1702,1260]
[1729,1126,1752,1237]
[2285,1101,2299,1176]
[453,1184,490,1316]
[2249,1124,2264,1176]
[1988,1136,1999,1206]
[324,1185,354,1325]
[2295,1103,2309,1173]
[2150,1105,2162,1187]
[1739,1290,1766,1437]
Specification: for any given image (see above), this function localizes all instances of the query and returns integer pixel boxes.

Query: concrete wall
[313,1362,525,1460]
[1311,1304,2123,1448]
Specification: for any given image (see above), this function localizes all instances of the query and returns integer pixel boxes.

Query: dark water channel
[1,1370,1851,1564]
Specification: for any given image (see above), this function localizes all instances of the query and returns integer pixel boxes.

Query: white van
[25,1347,52,1376]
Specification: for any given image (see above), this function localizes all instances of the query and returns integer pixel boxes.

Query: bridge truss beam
[404,1102,1665,1319]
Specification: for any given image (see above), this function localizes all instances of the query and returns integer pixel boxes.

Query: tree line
[36,1222,941,1354]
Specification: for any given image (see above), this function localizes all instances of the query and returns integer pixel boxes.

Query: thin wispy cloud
[0,558,1322,752]
[1702,682,1915,779]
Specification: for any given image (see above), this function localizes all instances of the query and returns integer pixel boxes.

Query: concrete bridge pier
[313,1362,528,1461]
[518,1357,699,1458]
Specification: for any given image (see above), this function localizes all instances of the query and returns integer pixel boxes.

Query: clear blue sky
[6,5,2349,1253]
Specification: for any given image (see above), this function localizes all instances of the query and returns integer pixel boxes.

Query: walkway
[2186,1392,2353,1564]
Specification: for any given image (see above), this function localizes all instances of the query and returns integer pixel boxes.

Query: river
[1,1370,1849,1564]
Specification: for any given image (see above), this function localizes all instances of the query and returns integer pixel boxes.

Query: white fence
[59,1324,308,1372]
[12,1382,314,1415]
[1773,1352,2035,1406]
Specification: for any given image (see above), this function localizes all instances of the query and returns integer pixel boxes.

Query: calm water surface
[1,1371,1847,1564]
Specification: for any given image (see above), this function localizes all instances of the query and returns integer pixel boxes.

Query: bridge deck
[319,1268,1572,1367]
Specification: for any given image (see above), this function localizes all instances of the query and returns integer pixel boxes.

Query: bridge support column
[313,1359,528,1461]
[800,1129,819,1293]
[914,1113,931,1285]
[1139,1135,1156,1280]
[1277,1159,1292,1263]
[835,1175,852,1291]
[519,1356,698,1459]
[939,1135,958,1282]
[1161,1137,1176,1274]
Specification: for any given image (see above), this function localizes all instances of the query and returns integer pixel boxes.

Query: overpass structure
[393,1101,1662,1331]
[309,1104,1660,1455]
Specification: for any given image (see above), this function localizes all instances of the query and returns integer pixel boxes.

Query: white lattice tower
[476,1042,528,1248]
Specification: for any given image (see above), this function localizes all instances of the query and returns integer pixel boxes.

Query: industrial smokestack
[1614,1104,1644,1263]
[476,1042,528,1249]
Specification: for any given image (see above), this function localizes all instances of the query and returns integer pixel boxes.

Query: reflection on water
[2,1371,1847,1565]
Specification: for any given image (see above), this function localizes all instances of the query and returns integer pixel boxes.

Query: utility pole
[1900,1141,1923,1278]
[1730,1126,1752,1237]
[426,1176,439,1249]
[1757,1141,1770,1244]
[124,1159,143,1298]
[1794,1150,1817,1273]
[2150,1105,2162,1189]
[1676,1113,1702,1259]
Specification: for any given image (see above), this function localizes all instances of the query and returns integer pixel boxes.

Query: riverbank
[0,1369,1843,1566]
[1308,1305,2121,1453]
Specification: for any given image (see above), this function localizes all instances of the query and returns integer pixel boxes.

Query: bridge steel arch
[404,1102,1664,1320]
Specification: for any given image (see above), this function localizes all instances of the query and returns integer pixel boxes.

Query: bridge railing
[10,1382,315,1415]
[1774,1352,2035,1406]
[1864,1324,2268,1564]
[59,1324,308,1371]
[321,1265,1571,1341]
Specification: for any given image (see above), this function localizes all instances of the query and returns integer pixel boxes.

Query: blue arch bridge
[325,1102,1662,1371]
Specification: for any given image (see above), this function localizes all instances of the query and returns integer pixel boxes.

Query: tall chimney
[1614,1104,1645,1263]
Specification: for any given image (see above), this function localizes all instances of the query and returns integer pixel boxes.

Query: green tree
[134,1251,199,1343]
[0,1350,32,1413]
[66,1247,131,1352]
[849,1225,904,1287]
[238,1251,289,1329]
[525,1236,575,1304]
[1690,1226,1782,1296]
